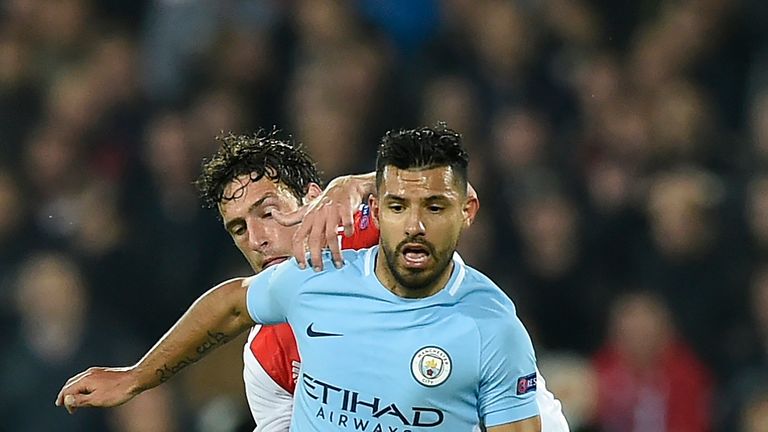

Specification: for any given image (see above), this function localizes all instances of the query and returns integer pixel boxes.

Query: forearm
[487,416,541,432]
[333,172,375,201]
[130,278,254,392]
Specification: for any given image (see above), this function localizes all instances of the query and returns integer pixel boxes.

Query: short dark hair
[196,131,322,209]
[375,123,469,191]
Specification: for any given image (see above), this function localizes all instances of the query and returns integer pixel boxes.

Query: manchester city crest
[411,346,452,387]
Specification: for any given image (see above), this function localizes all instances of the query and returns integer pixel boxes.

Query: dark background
[1,1,767,431]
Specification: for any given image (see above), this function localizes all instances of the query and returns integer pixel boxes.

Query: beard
[380,236,455,291]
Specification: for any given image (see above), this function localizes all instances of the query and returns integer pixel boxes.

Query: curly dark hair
[375,122,469,190]
[195,131,323,209]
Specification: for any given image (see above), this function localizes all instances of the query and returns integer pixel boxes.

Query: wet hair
[196,131,322,209]
[375,122,469,191]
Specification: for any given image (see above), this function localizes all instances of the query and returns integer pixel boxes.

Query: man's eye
[389,204,404,212]
[428,205,444,213]
[233,227,246,236]
[263,212,273,219]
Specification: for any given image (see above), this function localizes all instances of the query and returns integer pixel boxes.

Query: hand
[55,366,140,414]
[273,174,373,271]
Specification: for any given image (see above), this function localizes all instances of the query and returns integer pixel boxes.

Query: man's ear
[462,194,480,228]
[302,182,323,204]
[369,194,380,229]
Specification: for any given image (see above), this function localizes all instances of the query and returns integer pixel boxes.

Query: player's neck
[374,253,454,299]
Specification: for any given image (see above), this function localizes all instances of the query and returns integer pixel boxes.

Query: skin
[488,417,542,432]
[369,165,539,431]
[54,174,355,411]
[274,174,478,272]
[372,165,478,298]
[272,173,376,270]
[55,167,538,431]
[218,174,323,272]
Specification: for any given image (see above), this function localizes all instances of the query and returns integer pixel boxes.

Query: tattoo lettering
[155,331,233,383]
[156,356,196,382]
[196,331,231,355]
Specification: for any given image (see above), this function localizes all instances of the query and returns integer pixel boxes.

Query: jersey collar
[364,245,467,299]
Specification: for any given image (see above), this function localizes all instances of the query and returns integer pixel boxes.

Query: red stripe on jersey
[249,205,379,394]
[249,323,300,394]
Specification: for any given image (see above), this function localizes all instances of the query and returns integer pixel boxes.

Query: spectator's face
[516,194,579,277]
[647,171,718,258]
[610,293,671,369]
[218,174,320,272]
[372,166,477,293]
[16,253,87,324]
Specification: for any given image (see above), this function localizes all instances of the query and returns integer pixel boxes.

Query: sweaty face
[373,166,476,297]
[218,174,304,272]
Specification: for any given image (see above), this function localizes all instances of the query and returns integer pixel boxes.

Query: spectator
[592,291,713,432]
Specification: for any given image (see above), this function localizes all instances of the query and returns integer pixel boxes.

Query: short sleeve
[478,314,540,427]
[246,259,307,325]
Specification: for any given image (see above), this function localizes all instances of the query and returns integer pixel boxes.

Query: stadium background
[1,0,767,431]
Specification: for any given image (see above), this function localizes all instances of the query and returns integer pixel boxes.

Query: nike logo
[306,323,343,338]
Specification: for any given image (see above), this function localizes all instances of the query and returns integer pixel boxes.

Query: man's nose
[405,209,426,237]
[247,223,270,252]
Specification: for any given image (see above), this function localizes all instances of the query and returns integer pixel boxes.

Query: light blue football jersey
[247,246,539,431]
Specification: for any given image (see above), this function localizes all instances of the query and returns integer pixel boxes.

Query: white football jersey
[243,324,298,432]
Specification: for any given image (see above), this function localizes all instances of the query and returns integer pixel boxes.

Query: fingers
[291,226,309,270]
[327,222,343,269]
[286,185,361,271]
[64,394,79,414]
[57,380,93,414]
[64,394,76,414]
[63,393,97,414]
[340,207,354,238]
[272,206,307,227]
[56,370,90,406]
[307,222,326,272]
[306,203,352,270]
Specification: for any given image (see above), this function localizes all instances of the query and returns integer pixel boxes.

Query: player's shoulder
[455,267,534,351]
[299,246,377,278]
[455,264,518,320]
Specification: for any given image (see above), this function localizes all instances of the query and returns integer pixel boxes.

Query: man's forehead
[380,165,461,195]
[382,165,457,183]
[219,175,293,213]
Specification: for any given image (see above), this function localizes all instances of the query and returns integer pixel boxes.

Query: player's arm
[478,307,541,429]
[55,277,255,413]
[487,416,542,432]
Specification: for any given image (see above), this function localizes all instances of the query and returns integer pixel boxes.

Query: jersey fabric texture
[243,205,379,431]
[247,246,540,431]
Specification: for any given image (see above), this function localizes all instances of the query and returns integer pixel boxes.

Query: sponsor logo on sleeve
[516,372,537,395]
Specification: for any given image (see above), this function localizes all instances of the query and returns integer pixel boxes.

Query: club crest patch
[411,346,452,387]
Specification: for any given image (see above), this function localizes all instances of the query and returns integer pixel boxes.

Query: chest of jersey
[289,284,482,431]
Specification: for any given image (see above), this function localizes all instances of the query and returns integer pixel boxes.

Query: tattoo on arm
[155,331,233,383]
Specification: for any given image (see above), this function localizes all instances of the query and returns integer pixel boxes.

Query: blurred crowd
[1,0,767,431]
